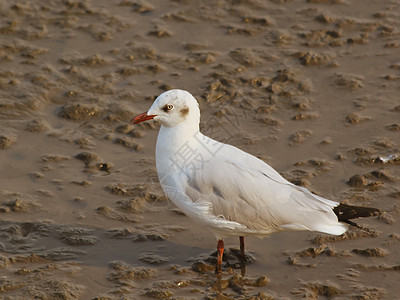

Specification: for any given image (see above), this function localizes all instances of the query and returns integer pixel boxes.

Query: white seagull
[131,89,380,273]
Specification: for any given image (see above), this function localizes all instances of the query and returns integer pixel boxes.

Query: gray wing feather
[185,143,347,235]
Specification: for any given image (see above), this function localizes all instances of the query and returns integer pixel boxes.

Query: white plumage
[132,89,348,239]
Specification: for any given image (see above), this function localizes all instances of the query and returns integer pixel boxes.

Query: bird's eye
[162,104,174,112]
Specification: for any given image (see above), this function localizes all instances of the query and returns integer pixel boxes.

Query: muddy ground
[0,0,399,299]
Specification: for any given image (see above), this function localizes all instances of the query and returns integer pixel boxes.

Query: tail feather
[333,203,381,222]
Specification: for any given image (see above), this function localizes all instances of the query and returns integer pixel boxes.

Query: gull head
[131,89,200,128]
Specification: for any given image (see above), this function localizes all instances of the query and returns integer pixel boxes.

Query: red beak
[130,112,156,124]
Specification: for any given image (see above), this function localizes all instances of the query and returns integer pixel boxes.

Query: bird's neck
[158,121,199,147]
[156,122,201,173]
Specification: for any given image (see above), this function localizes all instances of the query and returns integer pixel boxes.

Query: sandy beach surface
[0,0,399,298]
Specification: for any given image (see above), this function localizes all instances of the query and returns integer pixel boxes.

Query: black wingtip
[333,203,381,222]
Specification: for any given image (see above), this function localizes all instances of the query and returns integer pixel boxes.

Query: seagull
[131,89,380,273]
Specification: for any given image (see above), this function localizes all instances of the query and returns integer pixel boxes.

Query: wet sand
[0,0,399,298]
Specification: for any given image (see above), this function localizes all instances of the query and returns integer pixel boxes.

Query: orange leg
[215,239,224,274]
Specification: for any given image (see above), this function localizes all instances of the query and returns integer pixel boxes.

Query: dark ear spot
[180,106,189,117]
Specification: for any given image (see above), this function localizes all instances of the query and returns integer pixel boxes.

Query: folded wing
[184,143,348,236]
